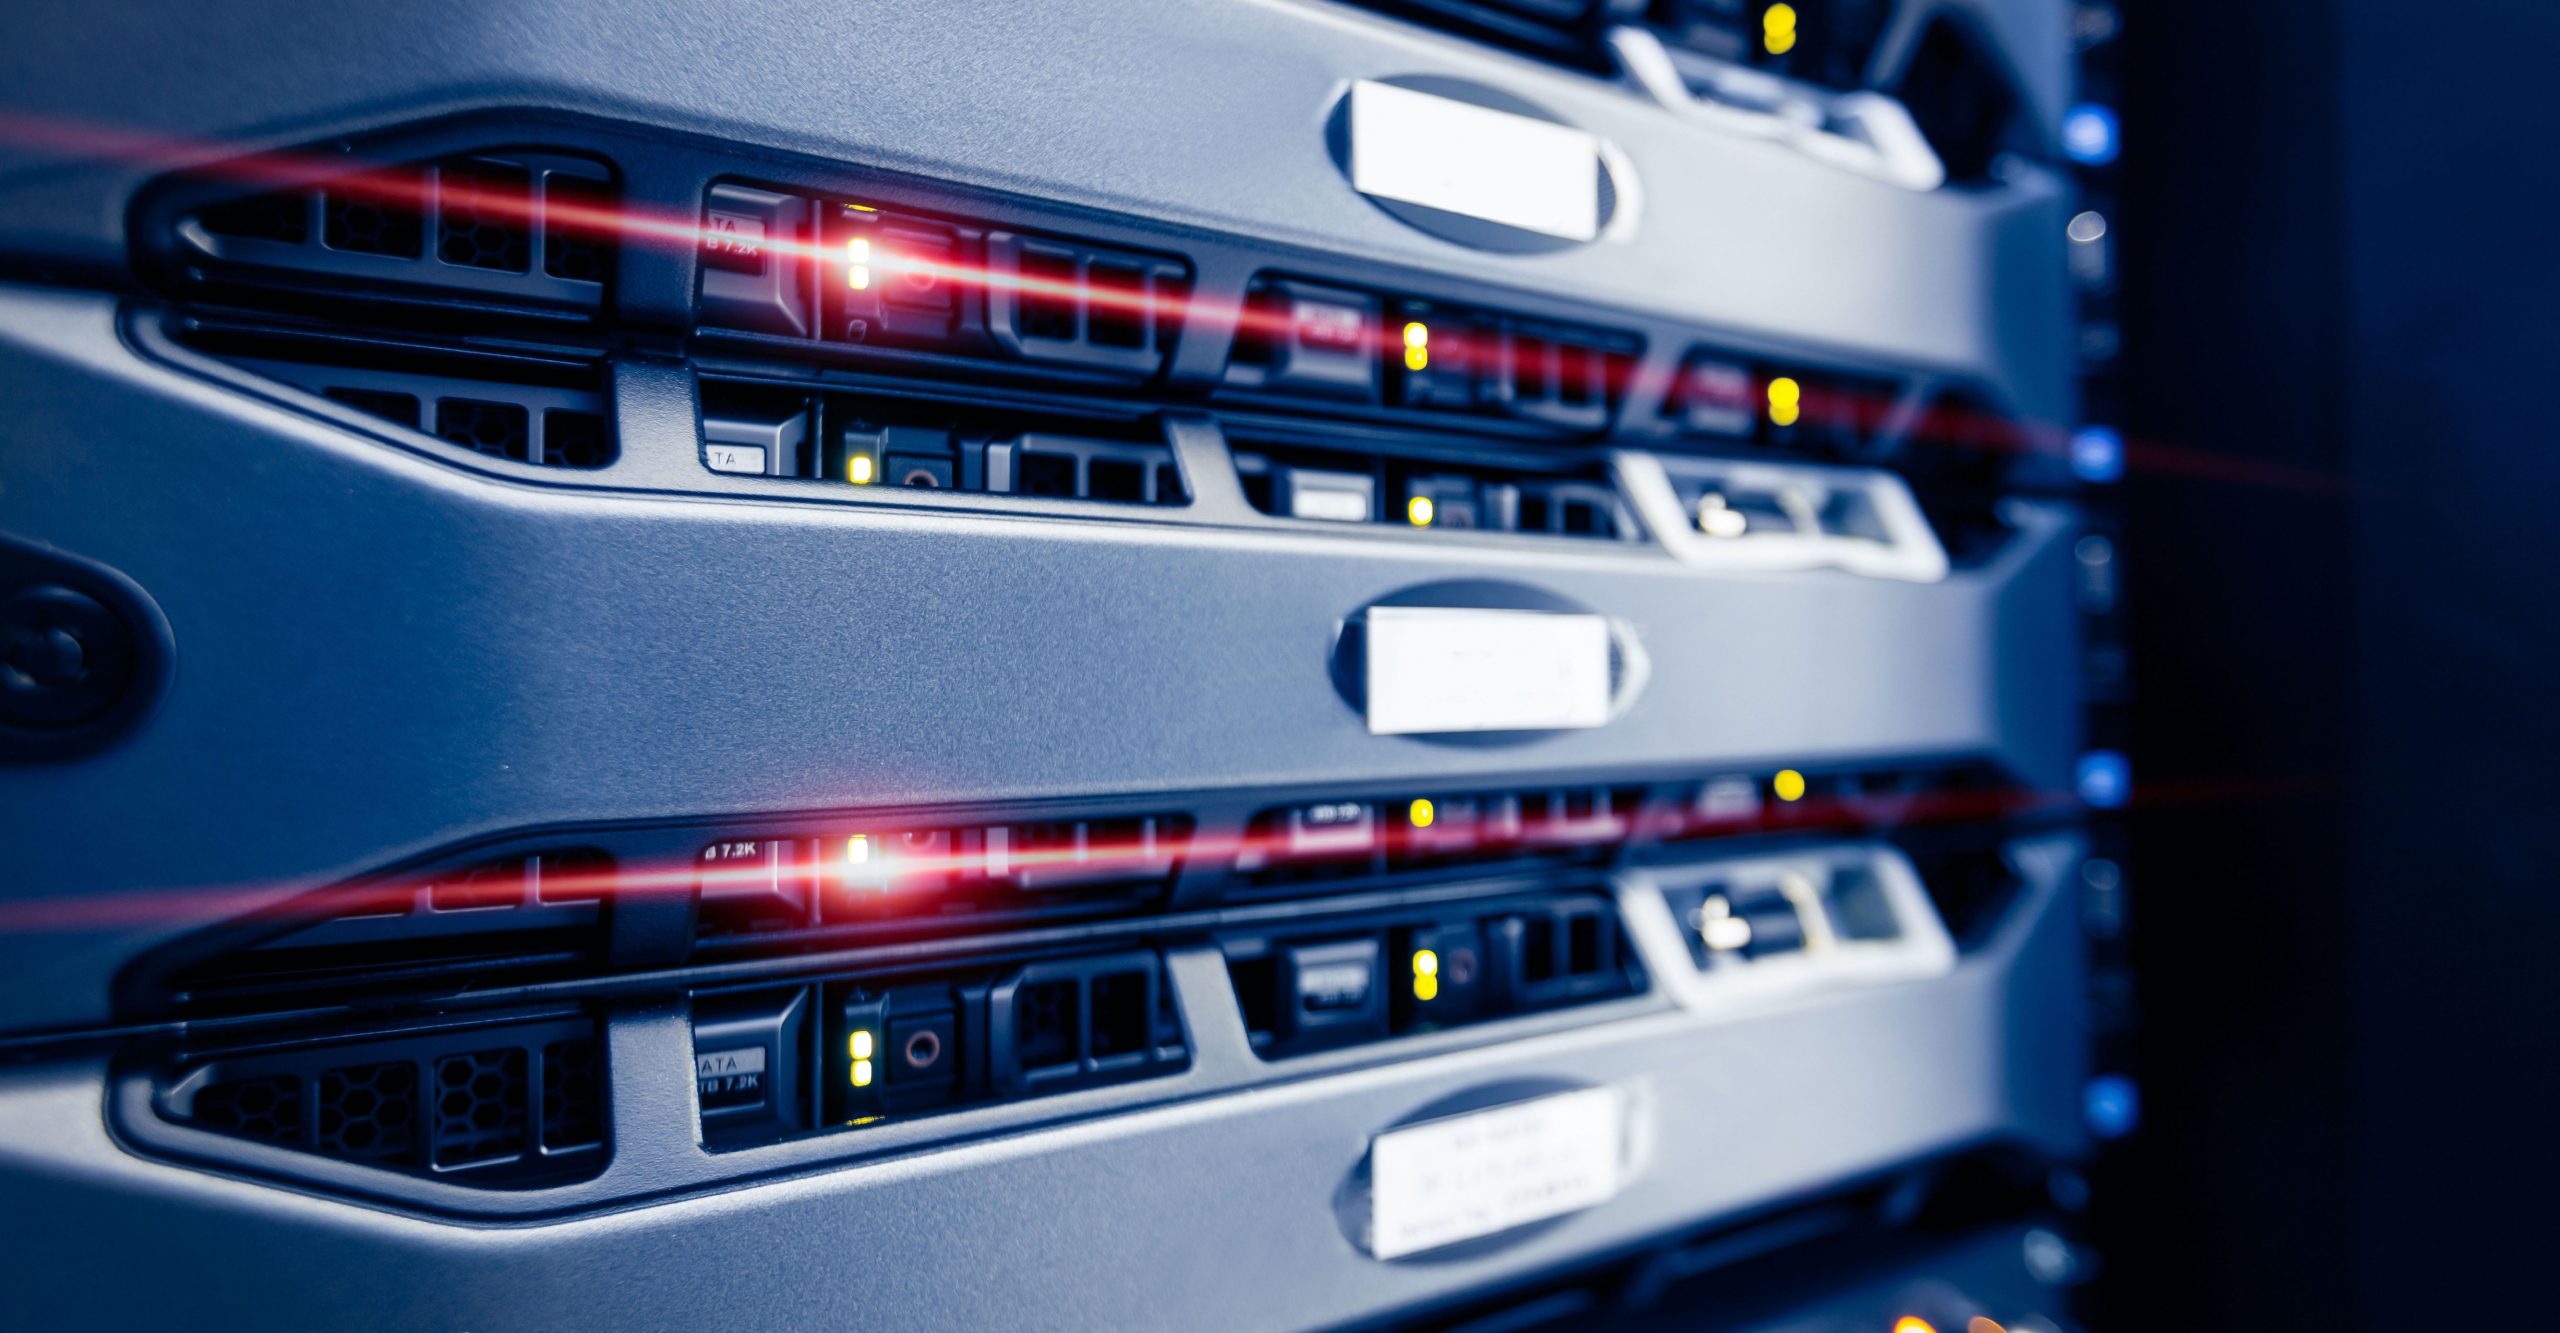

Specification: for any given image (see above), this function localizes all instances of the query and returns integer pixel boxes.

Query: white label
[693,1046,766,1078]
[1292,487,1374,523]
[1369,1087,1625,1259]
[705,444,768,475]
[1365,607,1611,735]
[1349,81,1602,242]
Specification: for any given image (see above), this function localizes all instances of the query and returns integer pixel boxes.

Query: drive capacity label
[1367,1086,1624,1259]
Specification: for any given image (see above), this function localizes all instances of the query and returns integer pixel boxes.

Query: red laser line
[0,108,2353,493]
[0,773,2344,933]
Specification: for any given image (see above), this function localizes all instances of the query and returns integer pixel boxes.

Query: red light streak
[0,108,2354,491]
[0,774,2341,935]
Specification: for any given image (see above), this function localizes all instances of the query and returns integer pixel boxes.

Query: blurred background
[2107,0,2560,1323]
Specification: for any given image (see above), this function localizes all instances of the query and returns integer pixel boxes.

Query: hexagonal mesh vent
[541,409,612,468]
[320,386,422,430]
[323,169,427,258]
[159,1014,605,1191]
[543,173,613,283]
[165,146,612,314]
[191,1073,303,1144]
[541,1038,604,1151]
[436,162,534,273]
[198,191,308,244]
[434,398,532,462]
[431,1048,529,1168]
[315,1060,418,1163]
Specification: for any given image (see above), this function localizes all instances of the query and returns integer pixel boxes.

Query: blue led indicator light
[2077,750,2131,809]
[2063,104,2120,166]
[2085,1074,2140,1140]
[2071,426,2125,483]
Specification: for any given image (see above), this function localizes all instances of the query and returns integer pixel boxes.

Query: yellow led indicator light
[1413,948,1440,1002]
[849,1029,876,1087]
[846,833,873,863]
[1407,495,1435,527]
[1409,798,1435,829]
[1763,3,1798,54]
[1773,769,1807,802]
[1402,321,1430,372]
[846,236,872,290]
[849,455,876,485]
[1767,375,1802,428]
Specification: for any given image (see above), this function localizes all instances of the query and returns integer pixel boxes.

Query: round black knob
[0,584,134,730]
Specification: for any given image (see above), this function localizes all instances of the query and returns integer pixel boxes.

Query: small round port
[902,1028,943,1070]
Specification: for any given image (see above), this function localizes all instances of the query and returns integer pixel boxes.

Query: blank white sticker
[1349,81,1602,242]
[1369,1087,1625,1260]
[1365,607,1611,735]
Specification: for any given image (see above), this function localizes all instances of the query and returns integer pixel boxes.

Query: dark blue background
[2108,0,2560,1323]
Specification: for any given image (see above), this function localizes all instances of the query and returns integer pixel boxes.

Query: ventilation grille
[1333,0,1887,91]
[695,815,1196,944]
[1337,3,2029,185]
[1224,275,1638,436]
[167,1014,606,1188]
[431,1048,529,1167]
[696,182,1190,383]
[1234,785,1645,893]
[177,320,617,470]
[190,1073,302,1145]
[1235,438,1640,542]
[154,849,613,1018]
[1663,351,1906,458]
[1664,763,2028,843]
[172,150,616,316]
[1223,890,1643,1059]
[316,1061,417,1162]
[694,953,1190,1148]
[698,380,1184,504]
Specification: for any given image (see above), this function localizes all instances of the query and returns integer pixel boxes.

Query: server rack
[0,1,2120,1327]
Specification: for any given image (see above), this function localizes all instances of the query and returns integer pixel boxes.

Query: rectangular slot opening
[1514,334,1555,401]
[1231,954,1280,1044]
[1522,915,1559,984]
[1567,911,1604,975]
[1087,455,1146,502]
[1088,971,1151,1060]
[1230,436,1635,543]
[1085,260,1149,348]
[1017,451,1080,497]
[1011,978,1080,1070]
[1559,344,1596,406]
[1017,247,1080,341]
[1223,894,1640,1060]
[698,380,1185,507]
